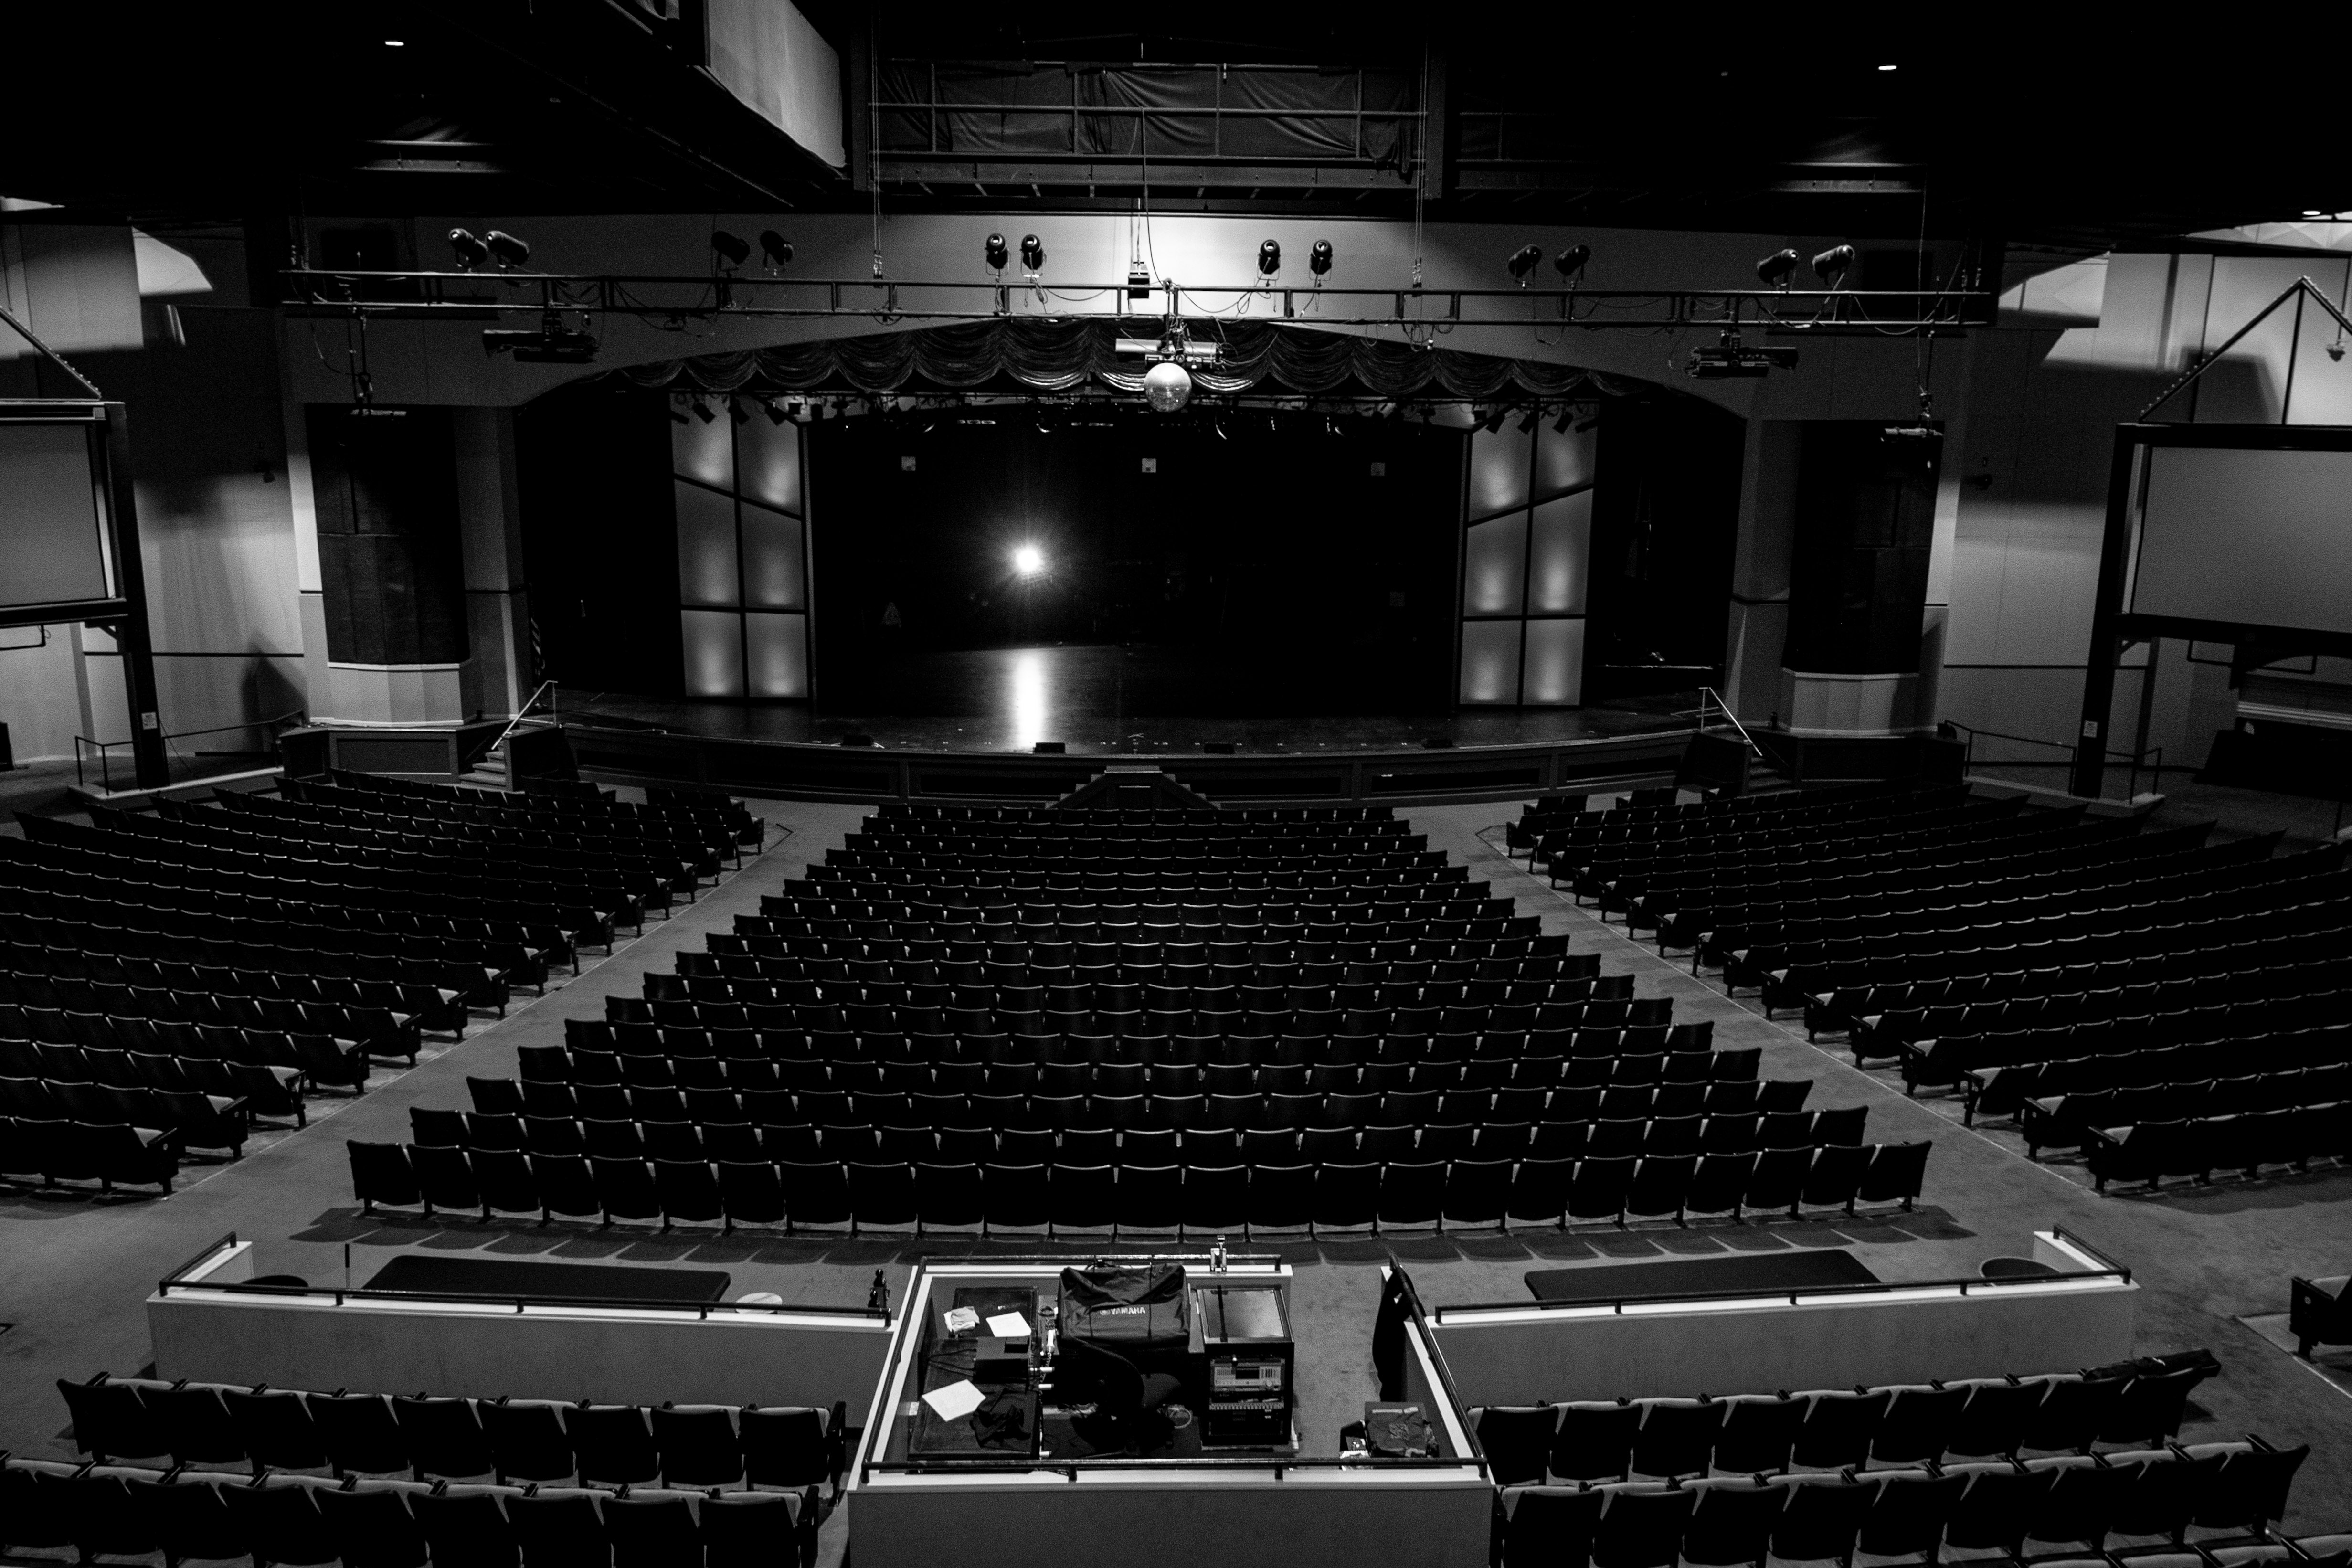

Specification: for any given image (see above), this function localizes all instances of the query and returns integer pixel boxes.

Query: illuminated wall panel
[671,406,734,489]
[1460,618,1524,705]
[1456,409,1599,706]
[1467,424,1534,519]
[1527,490,1591,614]
[744,610,809,698]
[680,609,745,698]
[736,412,804,513]
[674,481,741,607]
[671,397,810,699]
[739,502,805,609]
[1522,616,1585,705]
[1462,513,1528,616]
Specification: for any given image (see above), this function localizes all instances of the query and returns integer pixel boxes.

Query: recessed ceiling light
[384,38,405,46]
[1877,63,1897,71]
[2303,210,2328,218]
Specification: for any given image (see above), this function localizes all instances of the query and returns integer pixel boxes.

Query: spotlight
[1812,244,1855,284]
[984,233,1010,270]
[1553,405,1576,434]
[690,398,717,424]
[1310,240,1334,275]
[758,230,793,271]
[1012,544,1045,577]
[447,228,489,269]
[1019,234,1045,272]
[761,397,789,425]
[1554,244,1591,280]
[710,230,751,270]
[1480,406,1509,433]
[729,399,749,425]
[668,404,690,426]
[1506,244,1543,282]
[484,230,530,269]
[1756,248,1801,286]
[1258,239,1282,275]
[1517,407,1543,434]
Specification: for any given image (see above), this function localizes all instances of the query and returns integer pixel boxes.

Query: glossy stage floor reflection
[558,645,1695,757]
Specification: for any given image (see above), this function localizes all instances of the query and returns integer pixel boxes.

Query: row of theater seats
[5,1034,339,1113]
[53,1374,842,1492]
[430,1094,1851,1163]
[1492,1439,2314,1568]
[346,1140,1931,1231]
[2024,1069,2352,1156]
[0,985,418,1062]
[1900,987,2352,1097]
[1471,1358,2216,1486]
[1965,1029,2350,1124]
[273,780,739,876]
[2084,1107,2352,1192]
[0,1460,814,1568]
[1,1073,247,1155]
[1548,790,1985,898]
[0,1116,179,1191]
[1508,783,1919,858]
[317,769,762,850]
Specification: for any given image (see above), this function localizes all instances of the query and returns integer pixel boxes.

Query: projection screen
[2129,445,2352,636]
[0,421,112,613]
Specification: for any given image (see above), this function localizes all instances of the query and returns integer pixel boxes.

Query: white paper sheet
[985,1312,1033,1338]
[921,1379,986,1421]
[942,1306,979,1333]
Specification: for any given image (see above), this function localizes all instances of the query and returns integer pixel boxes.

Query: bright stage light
[1013,544,1045,577]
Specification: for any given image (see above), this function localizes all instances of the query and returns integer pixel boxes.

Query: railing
[488,679,560,755]
[1944,721,2164,802]
[74,710,307,793]
[1680,686,1760,754]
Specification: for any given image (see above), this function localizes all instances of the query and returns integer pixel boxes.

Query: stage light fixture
[1517,407,1542,434]
[484,230,530,268]
[690,398,717,423]
[668,403,690,425]
[1812,244,1855,284]
[447,228,489,269]
[1480,406,1509,433]
[1258,239,1282,275]
[1013,544,1045,577]
[984,233,1010,270]
[710,230,751,270]
[1553,405,1576,434]
[758,230,794,271]
[1019,234,1046,272]
[1756,248,1801,286]
[761,397,789,425]
[729,399,750,425]
[1506,245,1543,282]
[1310,240,1334,275]
[1555,244,1591,279]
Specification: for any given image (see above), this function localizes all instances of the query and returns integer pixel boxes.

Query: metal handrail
[1430,1259,2134,1320]
[1943,720,2166,800]
[488,679,560,754]
[74,709,308,792]
[1679,686,1760,754]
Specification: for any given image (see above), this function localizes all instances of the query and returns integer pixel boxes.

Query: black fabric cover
[1057,1262,1190,1351]
[1372,1265,1415,1400]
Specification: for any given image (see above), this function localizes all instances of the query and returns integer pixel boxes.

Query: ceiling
[2,6,2341,258]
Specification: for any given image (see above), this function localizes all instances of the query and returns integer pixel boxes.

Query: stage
[553,645,1698,757]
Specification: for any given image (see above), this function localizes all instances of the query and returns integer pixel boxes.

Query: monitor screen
[2130,445,2352,636]
[0,422,111,612]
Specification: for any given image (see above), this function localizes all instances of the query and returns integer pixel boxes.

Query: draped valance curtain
[615,318,1626,403]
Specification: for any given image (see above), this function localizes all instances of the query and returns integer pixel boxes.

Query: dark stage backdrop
[811,410,1464,716]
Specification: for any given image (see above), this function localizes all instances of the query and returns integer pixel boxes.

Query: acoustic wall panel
[674,482,741,606]
[1460,618,1523,704]
[0,423,109,609]
[736,411,804,513]
[1527,490,1592,614]
[1522,617,1585,705]
[744,610,809,698]
[679,609,745,698]
[1462,512,1528,616]
[1467,424,1534,519]
[671,407,735,490]
[739,501,805,609]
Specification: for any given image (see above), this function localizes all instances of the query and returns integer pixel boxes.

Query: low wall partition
[1427,1230,2139,1408]
[145,1237,892,1410]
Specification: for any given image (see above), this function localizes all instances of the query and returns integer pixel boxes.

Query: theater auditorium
[4,11,2352,1568]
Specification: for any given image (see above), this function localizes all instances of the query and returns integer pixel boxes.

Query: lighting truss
[284,270,1990,334]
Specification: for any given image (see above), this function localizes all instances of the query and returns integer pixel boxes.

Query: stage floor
[558,645,1695,757]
